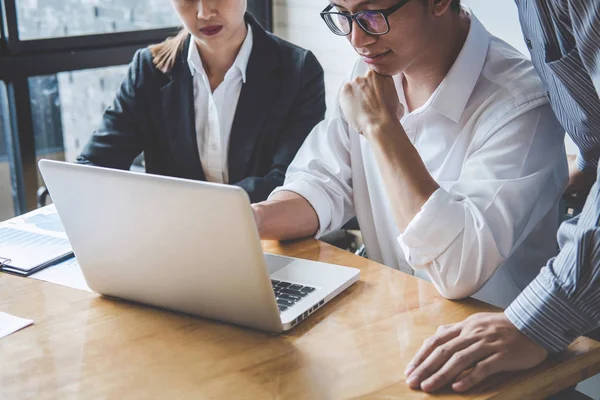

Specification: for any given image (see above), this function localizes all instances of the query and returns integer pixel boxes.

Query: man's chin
[366,63,396,77]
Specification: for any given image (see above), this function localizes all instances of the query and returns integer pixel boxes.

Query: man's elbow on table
[403,233,505,303]
[421,263,490,302]
[432,281,484,301]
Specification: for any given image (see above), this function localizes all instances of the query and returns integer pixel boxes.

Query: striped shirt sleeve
[571,0,600,97]
[506,0,600,353]
[505,183,600,351]
[571,0,600,172]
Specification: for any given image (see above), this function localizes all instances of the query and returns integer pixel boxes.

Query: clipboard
[0,205,74,276]
[0,256,11,268]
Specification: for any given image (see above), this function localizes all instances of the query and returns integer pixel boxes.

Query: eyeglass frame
[320,0,411,36]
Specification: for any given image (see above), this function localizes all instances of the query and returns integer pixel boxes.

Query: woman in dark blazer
[77,0,325,203]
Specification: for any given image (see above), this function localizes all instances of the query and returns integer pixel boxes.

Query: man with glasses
[252,0,567,308]
[404,1,600,395]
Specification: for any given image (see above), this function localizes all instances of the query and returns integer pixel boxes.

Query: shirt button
[526,38,532,50]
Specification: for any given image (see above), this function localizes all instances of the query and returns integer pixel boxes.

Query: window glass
[29,65,130,203]
[17,0,180,40]
[30,65,128,164]
[0,81,16,220]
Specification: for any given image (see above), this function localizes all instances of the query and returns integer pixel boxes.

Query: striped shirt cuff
[576,153,599,175]
[505,271,598,353]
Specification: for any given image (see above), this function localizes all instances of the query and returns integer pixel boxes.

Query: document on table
[30,257,92,292]
[0,312,33,339]
[0,205,73,275]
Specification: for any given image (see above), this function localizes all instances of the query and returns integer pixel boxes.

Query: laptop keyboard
[271,280,316,312]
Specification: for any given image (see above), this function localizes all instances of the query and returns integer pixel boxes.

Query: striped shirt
[505,0,600,352]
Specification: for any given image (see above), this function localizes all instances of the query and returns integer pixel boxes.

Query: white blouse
[187,25,253,184]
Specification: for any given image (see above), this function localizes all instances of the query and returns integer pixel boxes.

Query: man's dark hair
[450,0,461,13]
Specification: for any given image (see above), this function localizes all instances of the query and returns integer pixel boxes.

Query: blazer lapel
[227,15,281,184]
[161,38,206,181]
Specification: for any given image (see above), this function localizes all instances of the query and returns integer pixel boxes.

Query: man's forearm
[365,118,439,232]
[253,191,319,240]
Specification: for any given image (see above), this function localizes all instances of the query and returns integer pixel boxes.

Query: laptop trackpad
[264,253,294,275]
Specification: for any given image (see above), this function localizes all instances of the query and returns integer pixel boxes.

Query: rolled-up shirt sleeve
[398,188,465,267]
[269,103,355,237]
[398,103,567,300]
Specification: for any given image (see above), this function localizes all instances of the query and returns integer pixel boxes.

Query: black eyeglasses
[320,0,411,36]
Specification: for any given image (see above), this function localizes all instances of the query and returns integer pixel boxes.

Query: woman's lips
[199,25,223,36]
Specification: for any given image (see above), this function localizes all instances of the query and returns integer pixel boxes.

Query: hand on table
[405,312,549,393]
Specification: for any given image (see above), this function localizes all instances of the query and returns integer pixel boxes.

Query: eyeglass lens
[325,11,388,35]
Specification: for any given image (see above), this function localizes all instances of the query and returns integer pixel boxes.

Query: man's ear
[429,0,454,16]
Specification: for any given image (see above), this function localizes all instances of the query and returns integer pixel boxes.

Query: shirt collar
[187,24,254,84]
[397,10,489,123]
[431,10,489,122]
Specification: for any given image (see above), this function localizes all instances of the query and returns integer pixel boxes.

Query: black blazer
[77,14,326,203]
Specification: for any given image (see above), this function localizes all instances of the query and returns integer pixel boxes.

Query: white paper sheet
[30,257,92,292]
[1,204,67,239]
[0,312,33,339]
[0,204,72,273]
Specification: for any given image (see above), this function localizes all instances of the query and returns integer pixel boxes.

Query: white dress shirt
[187,25,253,184]
[272,12,568,308]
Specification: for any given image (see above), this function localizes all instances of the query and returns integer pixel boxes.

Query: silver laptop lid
[38,160,283,332]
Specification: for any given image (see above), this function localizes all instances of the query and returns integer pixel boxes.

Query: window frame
[0,0,273,215]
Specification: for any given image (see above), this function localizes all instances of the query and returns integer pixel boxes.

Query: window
[0,81,16,220]
[16,0,180,40]
[29,66,130,199]
[31,65,128,163]
[29,75,64,157]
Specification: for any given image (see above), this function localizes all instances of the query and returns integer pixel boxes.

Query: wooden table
[1,239,600,399]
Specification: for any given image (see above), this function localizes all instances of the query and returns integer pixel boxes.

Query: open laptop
[38,160,359,333]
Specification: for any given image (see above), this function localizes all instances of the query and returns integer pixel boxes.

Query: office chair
[319,217,367,257]
[37,186,50,208]
[561,192,586,222]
